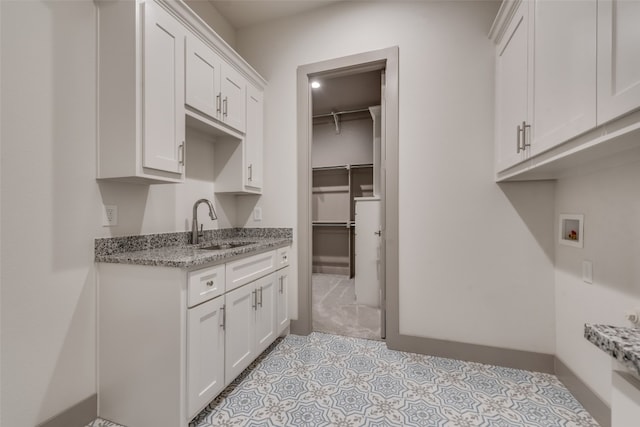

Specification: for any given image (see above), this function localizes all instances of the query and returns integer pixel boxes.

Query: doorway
[293,47,399,342]
[311,71,382,340]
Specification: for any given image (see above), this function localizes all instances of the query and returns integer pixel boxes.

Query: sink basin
[198,242,254,251]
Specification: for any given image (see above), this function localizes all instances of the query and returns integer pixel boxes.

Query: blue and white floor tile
[189,333,599,427]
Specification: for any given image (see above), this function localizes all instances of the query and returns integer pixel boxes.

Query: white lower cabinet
[98,246,289,427]
[187,296,225,418]
[225,272,277,381]
[276,266,290,335]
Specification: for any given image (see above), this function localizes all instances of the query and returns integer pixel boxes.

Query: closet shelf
[312,221,355,228]
[312,163,373,171]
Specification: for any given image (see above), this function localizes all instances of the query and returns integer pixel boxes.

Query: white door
[254,273,277,355]
[224,283,255,382]
[245,84,264,190]
[495,0,530,172]
[186,296,225,418]
[142,0,185,174]
[531,0,596,155]
[185,34,222,119]
[276,266,290,335]
[220,63,246,132]
[354,198,381,308]
[597,0,640,125]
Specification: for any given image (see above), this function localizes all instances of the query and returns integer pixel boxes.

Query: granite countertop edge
[94,228,293,269]
[584,323,640,375]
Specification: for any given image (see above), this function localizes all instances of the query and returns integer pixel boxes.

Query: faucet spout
[191,199,217,244]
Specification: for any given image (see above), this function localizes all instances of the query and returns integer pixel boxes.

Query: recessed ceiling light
[311,81,321,89]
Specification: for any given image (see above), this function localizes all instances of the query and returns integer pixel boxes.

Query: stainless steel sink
[198,242,254,251]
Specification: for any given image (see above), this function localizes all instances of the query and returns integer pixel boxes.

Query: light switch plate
[253,207,262,221]
[582,260,593,284]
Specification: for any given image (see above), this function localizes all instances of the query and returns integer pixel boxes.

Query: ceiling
[208,0,342,29]
[312,70,382,116]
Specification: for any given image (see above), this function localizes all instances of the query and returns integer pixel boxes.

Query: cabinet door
[142,0,185,175]
[597,0,640,125]
[531,0,596,155]
[225,283,256,382]
[186,34,222,120]
[220,63,246,132]
[187,296,225,418]
[254,273,277,355]
[245,84,264,191]
[495,0,530,172]
[354,199,381,307]
[276,266,290,335]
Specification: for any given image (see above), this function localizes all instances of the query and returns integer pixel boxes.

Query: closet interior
[311,70,383,340]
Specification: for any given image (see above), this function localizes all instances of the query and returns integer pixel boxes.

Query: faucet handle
[199,224,204,237]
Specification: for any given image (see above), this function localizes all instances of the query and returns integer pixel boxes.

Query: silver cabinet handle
[216,93,221,114]
[223,97,228,117]
[279,276,283,294]
[206,280,214,287]
[179,142,185,165]
[248,164,253,181]
[220,305,225,330]
[522,121,531,150]
[252,289,257,310]
[516,124,523,153]
[258,287,263,307]
[374,230,382,236]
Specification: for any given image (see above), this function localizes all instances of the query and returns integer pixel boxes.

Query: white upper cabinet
[143,1,186,175]
[185,34,247,133]
[597,0,640,125]
[531,0,596,156]
[494,0,531,172]
[494,0,597,172]
[220,64,247,133]
[96,0,186,183]
[186,34,222,120]
[245,84,264,191]
[96,0,266,184]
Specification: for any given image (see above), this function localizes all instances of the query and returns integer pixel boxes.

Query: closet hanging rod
[312,108,371,119]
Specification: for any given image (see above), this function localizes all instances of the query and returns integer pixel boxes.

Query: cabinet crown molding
[488,0,522,44]
[157,0,267,90]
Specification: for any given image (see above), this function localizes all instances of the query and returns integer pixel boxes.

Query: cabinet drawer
[188,264,225,308]
[225,250,276,292]
[277,246,290,269]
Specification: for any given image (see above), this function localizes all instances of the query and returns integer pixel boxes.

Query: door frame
[293,47,399,343]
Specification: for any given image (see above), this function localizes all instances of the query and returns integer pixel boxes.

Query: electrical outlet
[626,309,640,326]
[103,205,118,226]
[253,207,262,222]
[582,260,593,284]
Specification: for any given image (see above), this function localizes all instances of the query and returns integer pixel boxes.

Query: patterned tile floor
[90,333,599,427]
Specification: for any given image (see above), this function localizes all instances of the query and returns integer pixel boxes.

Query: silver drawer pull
[206,280,214,287]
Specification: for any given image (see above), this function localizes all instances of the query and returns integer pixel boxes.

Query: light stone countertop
[95,228,292,269]
[584,323,640,376]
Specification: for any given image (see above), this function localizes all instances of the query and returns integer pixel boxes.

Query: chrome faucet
[192,199,217,244]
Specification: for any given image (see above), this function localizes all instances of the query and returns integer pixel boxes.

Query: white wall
[312,118,373,168]
[0,1,233,425]
[184,0,236,48]
[97,128,232,237]
[1,1,99,425]
[555,160,640,405]
[236,0,557,353]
